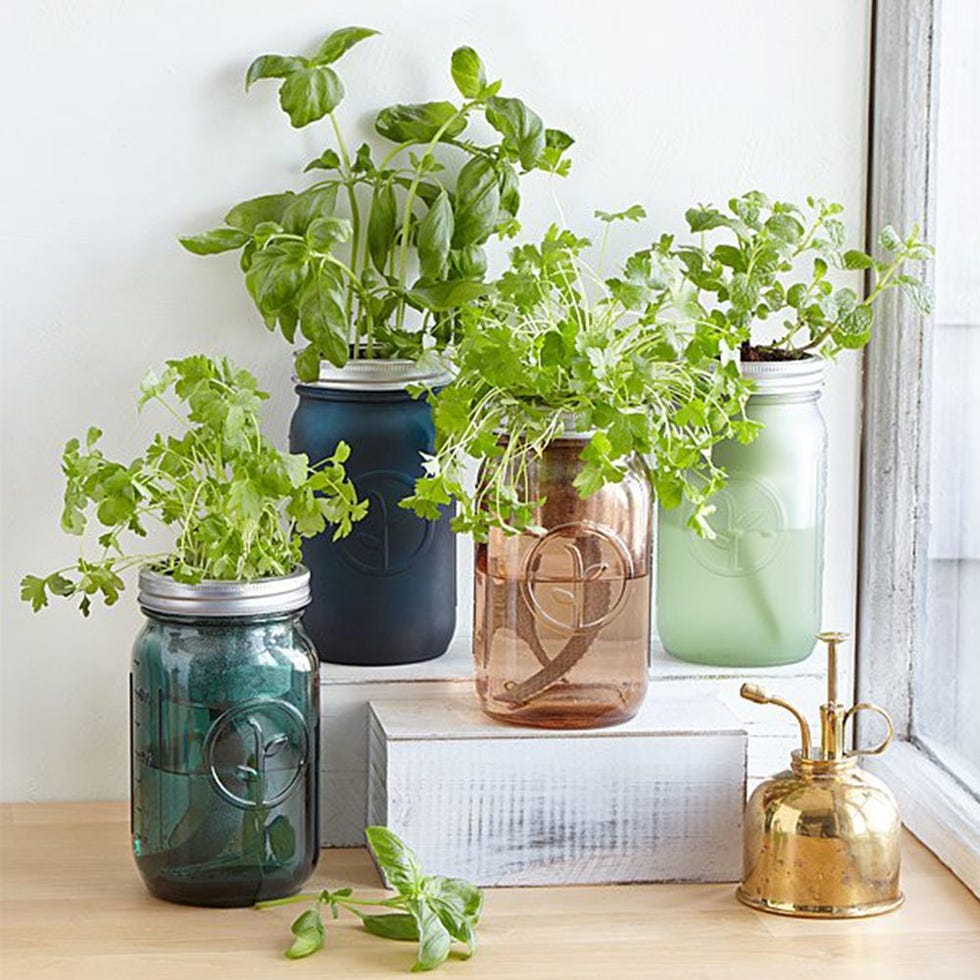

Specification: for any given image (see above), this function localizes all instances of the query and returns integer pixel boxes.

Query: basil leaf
[283,186,339,235]
[418,191,454,280]
[485,96,544,170]
[245,54,306,91]
[225,193,295,232]
[497,163,520,219]
[365,826,423,894]
[294,345,321,383]
[279,66,344,128]
[303,148,341,173]
[356,912,419,941]
[374,102,465,144]
[409,279,488,311]
[452,157,500,248]
[286,908,324,959]
[298,270,349,366]
[450,46,486,98]
[313,26,379,65]
[179,228,249,255]
[306,216,353,250]
[367,184,398,274]
[406,897,452,972]
[245,246,308,314]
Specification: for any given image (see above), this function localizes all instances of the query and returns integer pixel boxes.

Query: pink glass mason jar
[474,437,652,729]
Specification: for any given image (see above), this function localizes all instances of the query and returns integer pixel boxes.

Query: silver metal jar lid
[300,358,452,391]
[137,567,311,618]
[740,356,825,396]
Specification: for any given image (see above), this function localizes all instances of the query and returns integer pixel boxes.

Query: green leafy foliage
[400,221,755,539]
[257,826,483,973]
[21,356,366,615]
[674,192,934,359]
[181,28,573,378]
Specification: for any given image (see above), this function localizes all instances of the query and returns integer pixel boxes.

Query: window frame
[858,0,980,896]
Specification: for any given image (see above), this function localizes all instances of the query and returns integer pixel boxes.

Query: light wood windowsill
[1,803,978,979]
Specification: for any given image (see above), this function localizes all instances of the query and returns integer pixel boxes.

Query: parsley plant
[21,356,365,615]
[400,214,756,539]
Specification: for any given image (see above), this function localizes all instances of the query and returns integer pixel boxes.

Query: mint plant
[400,214,756,539]
[257,826,483,972]
[21,356,365,614]
[181,27,573,381]
[676,191,933,360]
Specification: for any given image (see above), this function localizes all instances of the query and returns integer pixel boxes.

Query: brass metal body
[737,632,904,918]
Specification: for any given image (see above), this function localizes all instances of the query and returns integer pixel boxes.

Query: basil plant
[181,27,573,381]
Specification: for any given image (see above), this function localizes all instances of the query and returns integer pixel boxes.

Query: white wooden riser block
[319,636,823,846]
[366,695,746,886]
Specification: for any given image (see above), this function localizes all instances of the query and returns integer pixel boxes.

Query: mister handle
[844,702,894,757]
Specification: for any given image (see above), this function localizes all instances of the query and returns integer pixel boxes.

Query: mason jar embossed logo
[521,522,633,635]
[203,699,309,810]
[688,475,785,577]
[339,470,432,576]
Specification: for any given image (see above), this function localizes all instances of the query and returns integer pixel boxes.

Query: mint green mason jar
[656,358,826,666]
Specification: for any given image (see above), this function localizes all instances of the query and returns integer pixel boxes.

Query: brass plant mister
[737,632,904,918]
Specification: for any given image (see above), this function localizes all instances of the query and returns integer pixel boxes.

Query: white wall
[0,0,870,801]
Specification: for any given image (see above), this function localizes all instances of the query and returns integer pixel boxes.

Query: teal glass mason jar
[131,568,319,907]
[656,359,827,667]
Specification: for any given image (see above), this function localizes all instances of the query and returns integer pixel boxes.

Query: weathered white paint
[367,695,746,885]
[860,0,980,896]
[1,0,871,802]
[321,637,831,846]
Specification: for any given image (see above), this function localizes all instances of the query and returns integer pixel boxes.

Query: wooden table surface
[1,803,978,979]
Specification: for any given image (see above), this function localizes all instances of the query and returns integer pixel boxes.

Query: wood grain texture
[2,802,978,980]
[859,0,938,734]
[367,695,746,885]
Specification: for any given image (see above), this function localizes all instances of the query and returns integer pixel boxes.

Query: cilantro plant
[257,826,482,973]
[400,214,756,539]
[676,191,933,360]
[181,27,573,381]
[21,356,365,615]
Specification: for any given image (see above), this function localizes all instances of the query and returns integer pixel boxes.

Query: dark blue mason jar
[131,568,319,907]
[289,360,456,666]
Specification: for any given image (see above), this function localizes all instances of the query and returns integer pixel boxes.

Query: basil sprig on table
[20,356,365,615]
[181,27,573,380]
[676,191,934,359]
[257,826,483,973]
[400,213,756,539]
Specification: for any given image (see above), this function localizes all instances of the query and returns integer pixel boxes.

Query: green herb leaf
[418,191,454,280]
[313,26,379,65]
[375,102,466,143]
[283,186,340,235]
[365,826,423,894]
[279,66,344,127]
[367,183,398,275]
[409,279,488,311]
[595,205,646,224]
[450,46,486,98]
[245,54,306,91]
[286,908,325,959]
[452,157,500,248]
[485,96,545,170]
[357,912,419,941]
[179,228,250,255]
[407,897,453,972]
[225,193,295,232]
